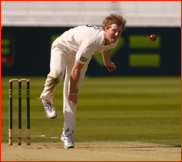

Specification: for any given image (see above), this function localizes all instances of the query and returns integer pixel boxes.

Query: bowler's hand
[105,62,116,72]
[69,93,77,104]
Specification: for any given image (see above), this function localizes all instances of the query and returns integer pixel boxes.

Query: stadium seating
[1,1,181,27]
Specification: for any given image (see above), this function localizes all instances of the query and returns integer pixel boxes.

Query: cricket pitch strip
[1,141,181,161]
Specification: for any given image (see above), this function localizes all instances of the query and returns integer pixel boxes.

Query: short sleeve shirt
[54,25,118,64]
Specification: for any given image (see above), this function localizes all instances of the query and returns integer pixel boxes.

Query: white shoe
[42,100,57,119]
[61,128,74,148]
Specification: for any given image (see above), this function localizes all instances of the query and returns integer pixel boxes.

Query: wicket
[9,78,30,145]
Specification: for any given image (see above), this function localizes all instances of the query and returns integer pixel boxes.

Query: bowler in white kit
[40,13,127,148]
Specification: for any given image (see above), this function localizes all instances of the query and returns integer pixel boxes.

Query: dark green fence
[1,27,180,76]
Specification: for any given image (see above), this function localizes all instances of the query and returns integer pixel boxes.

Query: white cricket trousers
[40,44,90,134]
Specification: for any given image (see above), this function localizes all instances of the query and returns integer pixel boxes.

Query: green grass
[1,76,181,146]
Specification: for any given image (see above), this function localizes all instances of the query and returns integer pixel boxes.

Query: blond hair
[102,13,127,30]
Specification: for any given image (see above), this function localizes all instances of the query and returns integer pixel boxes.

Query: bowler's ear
[104,26,108,31]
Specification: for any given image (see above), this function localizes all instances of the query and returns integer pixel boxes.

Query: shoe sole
[46,113,57,119]
[64,145,74,148]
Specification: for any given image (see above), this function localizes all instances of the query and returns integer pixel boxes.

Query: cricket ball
[150,34,156,41]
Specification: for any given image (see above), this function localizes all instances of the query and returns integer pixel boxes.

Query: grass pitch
[1,76,181,146]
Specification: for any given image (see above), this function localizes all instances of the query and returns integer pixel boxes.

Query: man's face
[105,24,122,44]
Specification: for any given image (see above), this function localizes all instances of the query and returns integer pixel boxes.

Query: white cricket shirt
[53,25,118,64]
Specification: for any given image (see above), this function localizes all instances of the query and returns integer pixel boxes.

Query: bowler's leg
[40,47,67,119]
[63,63,88,132]
[61,62,88,148]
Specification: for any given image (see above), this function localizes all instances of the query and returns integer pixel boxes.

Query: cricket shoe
[61,128,74,148]
[42,100,57,119]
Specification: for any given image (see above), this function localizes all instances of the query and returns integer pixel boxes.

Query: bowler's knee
[50,70,64,81]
